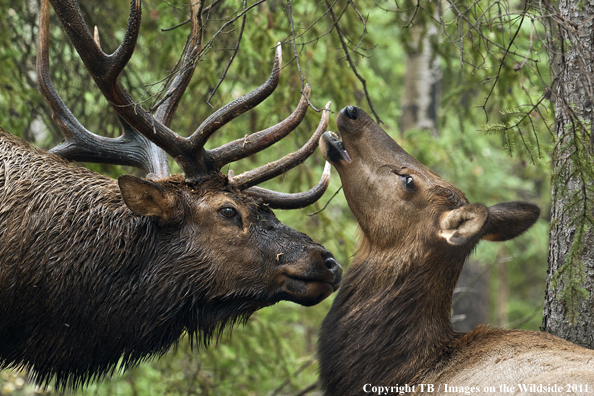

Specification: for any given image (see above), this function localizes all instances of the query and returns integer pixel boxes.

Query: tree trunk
[496,251,509,328]
[399,24,441,136]
[542,0,594,349]
[452,260,490,332]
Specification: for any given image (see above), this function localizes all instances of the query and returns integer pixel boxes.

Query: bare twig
[309,186,342,216]
[325,0,382,124]
[293,382,318,396]
[404,0,421,29]
[479,2,529,122]
[161,18,191,32]
[342,1,368,57]
[270,356,316,396]
[206,0,248,106]
[290,1,347,47]
[285,0,320,111]
[160,0,224,31]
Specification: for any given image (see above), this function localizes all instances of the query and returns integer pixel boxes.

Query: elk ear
[482,201,540,241]
[118,175,176,221]
[439,203,489,245]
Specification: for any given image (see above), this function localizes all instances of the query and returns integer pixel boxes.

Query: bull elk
[0,0,343,389]
[317,106,594,395]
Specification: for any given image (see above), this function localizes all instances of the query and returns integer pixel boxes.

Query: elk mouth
[279,255,342,306]
[284,273,341,291]
[282,258,342,291]
[319,131,351,164]
[282,276,337,307]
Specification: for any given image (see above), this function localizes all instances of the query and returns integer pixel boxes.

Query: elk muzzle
[321,106,420,170]
[319,106,441,245]
[278,247,342,307]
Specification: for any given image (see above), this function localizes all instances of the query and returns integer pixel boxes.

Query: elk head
[320,106,540,262]
[35,0,342,308]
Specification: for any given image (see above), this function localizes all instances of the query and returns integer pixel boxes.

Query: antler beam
[48,0,206,177]
[245,161,332,209]
[154,0,204,128]
[44,0,332,207]
[229,102,331,190]
[38,0,166,176]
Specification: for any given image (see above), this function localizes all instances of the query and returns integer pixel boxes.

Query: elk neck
[0,132,259,388]
[319,233,471,391]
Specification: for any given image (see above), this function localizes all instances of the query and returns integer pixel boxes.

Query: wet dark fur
[0,129,317,389]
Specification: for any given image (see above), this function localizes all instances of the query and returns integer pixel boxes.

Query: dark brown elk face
[34,0,343,308]
[320,106,540,255]
[0,0,344,389]
[119,175,341,307]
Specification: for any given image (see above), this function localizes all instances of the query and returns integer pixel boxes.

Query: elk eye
[402,175,414,191]
[219,207,237,218]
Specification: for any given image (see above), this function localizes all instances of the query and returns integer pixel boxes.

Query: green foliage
[481,103,552,164]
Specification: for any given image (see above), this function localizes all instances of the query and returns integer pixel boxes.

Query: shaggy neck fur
[318,236,471,395]
[0,130,261,389]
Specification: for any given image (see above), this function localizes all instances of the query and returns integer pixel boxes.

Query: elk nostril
[324,256,338,270]
[341,106,358,120]
[321,251,342,277]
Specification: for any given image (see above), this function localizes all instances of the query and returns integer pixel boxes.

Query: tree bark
[496,252,509,328]
[399,24,441,136]
[542,0,594,349]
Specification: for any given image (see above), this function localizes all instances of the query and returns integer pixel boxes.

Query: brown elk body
[0,0,342,389]
[317,106,594,395]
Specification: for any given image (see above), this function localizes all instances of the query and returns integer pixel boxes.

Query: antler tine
[48,0,206,178]
[187,44,283,151]
[229,101,331,191]
[154,0,203,127]
[210,84,311,170]
[46,1,320,184]
[244,161,331,209]
[38,0,165,176]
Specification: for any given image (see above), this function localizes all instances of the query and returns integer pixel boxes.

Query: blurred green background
[0,0,552,394]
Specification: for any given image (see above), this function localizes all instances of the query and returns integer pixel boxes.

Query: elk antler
[40,0,331,208]
[243,161,332,210]
[237,102,332,209]
[153,1,203,128]
[231,102,331,190]
[210,84,311,170]
[37,0,168,178]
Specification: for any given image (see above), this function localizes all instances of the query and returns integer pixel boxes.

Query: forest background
[0,0,579,395]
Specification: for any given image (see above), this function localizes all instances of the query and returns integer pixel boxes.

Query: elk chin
[280,277,336,307]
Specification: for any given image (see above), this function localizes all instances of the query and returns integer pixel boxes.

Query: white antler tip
[93,26,101,50]
[303,84,311,97]
[322,161,332,181]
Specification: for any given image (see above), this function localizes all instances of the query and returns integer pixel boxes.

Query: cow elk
[317,106,594,395]
[0,0,342,389]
